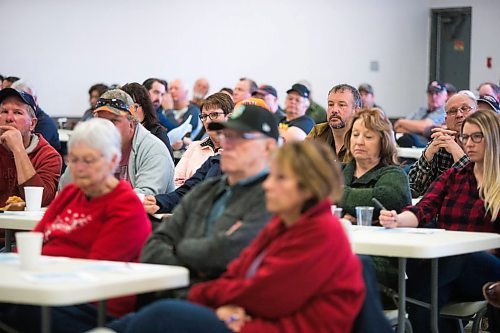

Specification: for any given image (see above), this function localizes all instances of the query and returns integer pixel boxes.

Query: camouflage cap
[94,89,136,118]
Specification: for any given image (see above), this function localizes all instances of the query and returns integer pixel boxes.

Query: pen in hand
[371,198,392,228]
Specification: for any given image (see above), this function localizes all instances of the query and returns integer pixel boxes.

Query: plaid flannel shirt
[406,163,499,232]
[408,141,470,197]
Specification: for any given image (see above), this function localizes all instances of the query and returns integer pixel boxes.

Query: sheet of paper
[79,261,161,273]
[167,115,192,143]
[23,272,97,283]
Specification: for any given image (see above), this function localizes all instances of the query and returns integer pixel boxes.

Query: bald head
[169,79,188,105]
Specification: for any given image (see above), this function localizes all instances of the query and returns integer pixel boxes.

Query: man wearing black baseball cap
[280,83,315,142]
[141,104,277,297]
[252,84,286,123]
[0,88,62,209]
[395,81,448,147]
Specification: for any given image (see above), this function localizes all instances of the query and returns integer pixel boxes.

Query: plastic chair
[440,301,488,333]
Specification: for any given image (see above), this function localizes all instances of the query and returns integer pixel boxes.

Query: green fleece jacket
[340,161,412,219]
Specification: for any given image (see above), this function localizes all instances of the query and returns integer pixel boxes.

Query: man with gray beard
[307,84,361,160]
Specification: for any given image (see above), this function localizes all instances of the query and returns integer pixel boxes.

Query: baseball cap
[253,85,277,98]
[358,83,374,95]
[94,89,136,117]
[234,97,271,111]
[477,95,500,113]
[286,83,310,98]
[207,104,279,141]
[0,88,37,113]
[427,81,446,93]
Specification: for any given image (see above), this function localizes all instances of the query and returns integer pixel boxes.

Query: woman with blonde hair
[340,108,411,223]
[109,141,365,333]
[380,109,500,332]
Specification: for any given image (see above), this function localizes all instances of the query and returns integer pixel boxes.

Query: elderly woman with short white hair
[3,118,151,332]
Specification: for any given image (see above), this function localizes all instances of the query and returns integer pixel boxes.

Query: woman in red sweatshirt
[110,141,364,333]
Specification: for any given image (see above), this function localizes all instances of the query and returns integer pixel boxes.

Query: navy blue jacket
[155,155,222,213]
[34,107,61,151]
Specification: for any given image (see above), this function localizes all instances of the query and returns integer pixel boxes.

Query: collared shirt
[406,106,445,125]
[406,163,499,232]
[408,141,470,197]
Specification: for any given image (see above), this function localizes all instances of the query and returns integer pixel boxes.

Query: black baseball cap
[427,81,446,93]
[253,85,278,98]
[208,104,279,141]
[0,88,37,112]
[286,83,310,98]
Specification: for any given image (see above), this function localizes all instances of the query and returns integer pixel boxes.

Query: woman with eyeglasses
[173,92,234,187]
[121,82,174,160]
[380,109,500,333]
[2,118,152,332]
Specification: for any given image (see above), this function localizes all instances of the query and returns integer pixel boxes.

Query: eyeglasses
[67,154,103,167]
[95,98,130,113]
[199,112,225,121]
[459,132,484,144]
[219,131,267,143]
[446,105,474,117]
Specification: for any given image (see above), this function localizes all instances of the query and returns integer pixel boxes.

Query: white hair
[69,118,122,172]
[11,79,37,98]
[458,90,476,100]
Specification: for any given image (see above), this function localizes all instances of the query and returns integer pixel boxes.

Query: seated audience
[477,94,500,114]
[109,141,365,333]
[232,77,257,104]
[1,76,19,89]
[299,80,327,124]
[165,78,202,139]
[11,80,61,152]
[144,97,265,215]
[252,84,285,123]
[59,89,175,195]
[358,83,384,111]
[145,154,222,217]
[408,92,477,197]
[307,83,361,160]
[190,77,210,107]
[81,83,109,121]
[0,88,61,207]
[279,83,315,141]
[121,82,174,159]
[1,118,151,333]
[174,92,233,186]
[140,105,279,297]
[380,109,500,333]
[340,108,411,222]
[478,82,499,102]
[142,78,176,130]
[395,81,447,147]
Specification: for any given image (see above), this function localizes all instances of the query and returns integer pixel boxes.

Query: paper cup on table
[15,232,43,270]
[356,206,374,226]
[333,207,343,218]
[24,186,44,211]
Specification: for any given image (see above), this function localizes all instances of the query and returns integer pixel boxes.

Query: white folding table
[0,254,189,333]
[351,226,500,333]
[0,211,42,252]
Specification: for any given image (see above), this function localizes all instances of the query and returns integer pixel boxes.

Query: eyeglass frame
[446,105,474,117]
[199,112,226,122]
[217,130,268,143]
[459,132,484,144]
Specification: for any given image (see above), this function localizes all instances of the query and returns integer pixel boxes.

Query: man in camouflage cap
[60,89,175,195]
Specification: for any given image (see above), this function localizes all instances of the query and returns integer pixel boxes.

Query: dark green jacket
[341,161,412,219]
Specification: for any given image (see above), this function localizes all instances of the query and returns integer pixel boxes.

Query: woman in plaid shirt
[380,109,500,333]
